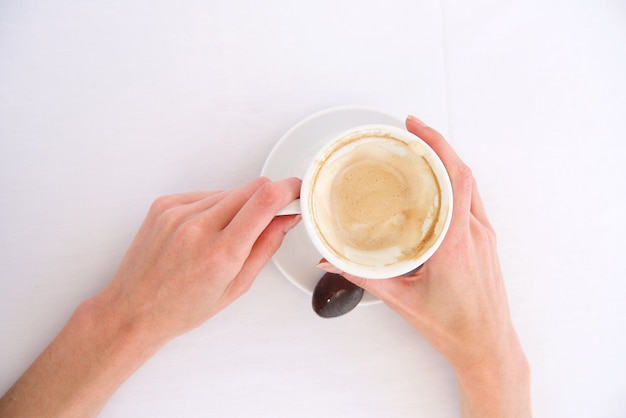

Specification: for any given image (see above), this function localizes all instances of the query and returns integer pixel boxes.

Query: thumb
[226,215,301,300]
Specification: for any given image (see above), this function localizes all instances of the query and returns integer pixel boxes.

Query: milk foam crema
[310,134,442,267]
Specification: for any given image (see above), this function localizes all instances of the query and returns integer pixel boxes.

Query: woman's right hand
[323,116,531,417]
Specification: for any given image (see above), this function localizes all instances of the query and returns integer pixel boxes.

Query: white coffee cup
[278,124,453,279]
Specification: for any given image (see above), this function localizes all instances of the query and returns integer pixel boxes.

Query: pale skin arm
[0,117,530,418]
[0,177,302,418]
[322,116,532,417]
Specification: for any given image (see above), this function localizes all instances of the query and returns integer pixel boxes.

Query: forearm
[455,342,531,418]
[0,178,301,417]
[0,295,162,418]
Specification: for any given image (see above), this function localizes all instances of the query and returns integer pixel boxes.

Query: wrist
[0,294,166,418]
[453,336,531,418]
[79,290,165,365]
[58,294,165,413]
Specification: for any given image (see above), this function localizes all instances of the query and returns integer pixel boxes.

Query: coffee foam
[310,134,442,267]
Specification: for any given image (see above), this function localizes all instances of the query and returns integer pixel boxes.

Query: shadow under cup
[300,125,453,280]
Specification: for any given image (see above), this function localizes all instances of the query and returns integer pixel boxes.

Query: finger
[469,176,493,229]
[316,258,390,298]
[223,215,302,300]
[340,270,408,304]
[142,191,226,235]
[406,116,465,178]
[406,115,473,230]
[406,116,492,230]
[207,177,272,229]
[175,190,229,222]
[224,177,301,256]
[149,191,223,215]
[338,270,369,290]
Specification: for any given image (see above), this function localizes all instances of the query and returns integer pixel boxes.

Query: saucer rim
[261,105,405,305]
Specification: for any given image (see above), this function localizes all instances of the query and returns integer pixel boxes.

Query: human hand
[97,176,301,346]
[320,116,530,417]
[0,177,302,418]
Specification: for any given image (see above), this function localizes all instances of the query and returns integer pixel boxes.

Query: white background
[1,0,625,416]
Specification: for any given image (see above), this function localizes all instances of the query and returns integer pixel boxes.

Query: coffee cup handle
[276,199,301,216]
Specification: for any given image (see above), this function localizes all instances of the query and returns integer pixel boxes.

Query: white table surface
[1,1,625,417]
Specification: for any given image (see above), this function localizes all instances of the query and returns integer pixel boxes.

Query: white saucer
[261,106,404,305]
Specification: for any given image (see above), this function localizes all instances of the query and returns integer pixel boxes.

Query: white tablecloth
[1,1,625,416]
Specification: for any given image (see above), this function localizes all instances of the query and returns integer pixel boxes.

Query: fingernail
[316,261,343,274]
[407,115,427,127]
[283,215,301,233]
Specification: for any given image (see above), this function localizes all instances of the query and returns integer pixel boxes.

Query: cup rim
[300,124,453,279]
